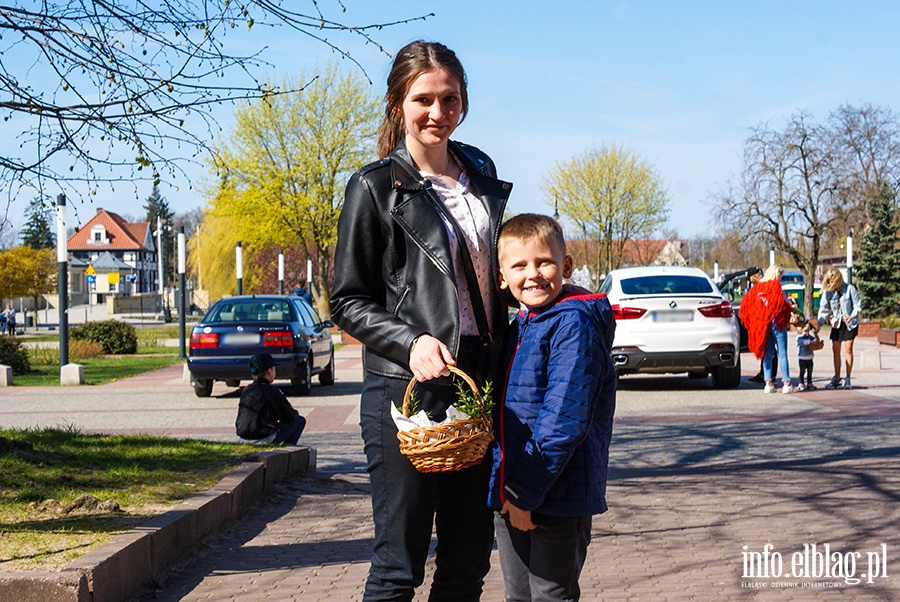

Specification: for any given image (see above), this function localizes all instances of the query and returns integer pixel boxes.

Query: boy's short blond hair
[498,213,566,258]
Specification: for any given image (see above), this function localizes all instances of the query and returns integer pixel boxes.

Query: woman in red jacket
[739,264,795,393]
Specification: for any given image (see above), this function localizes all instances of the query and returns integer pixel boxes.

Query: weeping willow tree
[202,64,379,314]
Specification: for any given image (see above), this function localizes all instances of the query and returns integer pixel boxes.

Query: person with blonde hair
[817,267,861,389]
[739,264,795,393]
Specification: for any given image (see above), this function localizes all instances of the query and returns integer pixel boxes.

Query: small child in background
[235,353,306,445]
[796,322,818,391]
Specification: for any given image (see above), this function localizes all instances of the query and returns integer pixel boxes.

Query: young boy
[235,353,306,445]
[489,213,617,601]
[796,322,819,391]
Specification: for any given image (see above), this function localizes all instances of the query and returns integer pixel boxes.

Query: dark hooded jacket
[489,287,617,516]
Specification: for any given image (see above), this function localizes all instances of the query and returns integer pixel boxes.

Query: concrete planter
[858,320,881,337]
[877,327,900,347]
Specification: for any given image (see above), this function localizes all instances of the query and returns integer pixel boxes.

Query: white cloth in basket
[391,404,470,432]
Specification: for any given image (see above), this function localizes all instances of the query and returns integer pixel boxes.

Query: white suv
[598,266,741,388]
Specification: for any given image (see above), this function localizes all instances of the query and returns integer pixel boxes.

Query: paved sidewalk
[3,335,898,600]
[126,337,899,602]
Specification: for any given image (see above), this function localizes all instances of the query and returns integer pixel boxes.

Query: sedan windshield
[620,275,714,296]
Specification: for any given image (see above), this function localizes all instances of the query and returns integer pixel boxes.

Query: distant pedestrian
[292,280,313,305]
[817,268,862,390]
[795,322,819,391]
[235,353,306,445]
[2,304,17,336]
[742,267,771,384]
[739,265,794,394]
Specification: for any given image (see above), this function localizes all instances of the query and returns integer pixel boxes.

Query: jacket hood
[517,285,616,347]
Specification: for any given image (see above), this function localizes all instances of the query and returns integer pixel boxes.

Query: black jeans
[360,344,495,602]
[799,358,814,386]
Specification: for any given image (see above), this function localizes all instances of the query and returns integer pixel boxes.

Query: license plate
[222,333,260,345]
[652,311,693,322]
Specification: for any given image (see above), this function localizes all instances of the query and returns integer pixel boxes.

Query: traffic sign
[86,275,96,284]
[86,265,96,275]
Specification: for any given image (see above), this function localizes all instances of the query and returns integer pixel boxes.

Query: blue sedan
[187,295,335,397]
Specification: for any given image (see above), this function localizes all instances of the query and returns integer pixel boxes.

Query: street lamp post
[236,242,243,295]
[846,229,854,285]
[56,194,69,369]
[178,226,186,359]
[155,215,166,314]
[278,250,284,295]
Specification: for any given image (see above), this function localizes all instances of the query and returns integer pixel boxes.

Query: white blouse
[422,169,494,336]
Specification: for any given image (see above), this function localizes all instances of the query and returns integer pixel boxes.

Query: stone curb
[0,445,314,602]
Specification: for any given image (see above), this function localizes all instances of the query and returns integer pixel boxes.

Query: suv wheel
[711,356,742,389]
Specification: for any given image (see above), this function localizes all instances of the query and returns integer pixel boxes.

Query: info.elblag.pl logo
[742,543,889,587]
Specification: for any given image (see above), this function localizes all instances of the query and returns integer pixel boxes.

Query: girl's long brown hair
[376,41,468,159]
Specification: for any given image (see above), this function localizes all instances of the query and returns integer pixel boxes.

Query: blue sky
[4,1,900,239]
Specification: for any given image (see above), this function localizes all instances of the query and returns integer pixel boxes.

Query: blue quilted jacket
[488,286,617,516]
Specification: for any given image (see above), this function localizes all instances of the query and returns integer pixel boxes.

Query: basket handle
[401,365,482,418]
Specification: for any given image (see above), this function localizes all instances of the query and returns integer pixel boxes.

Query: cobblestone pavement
[123,338,900,602]
[4,335,898,600]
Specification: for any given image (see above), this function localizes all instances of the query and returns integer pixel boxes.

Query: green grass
[0,427,272,571]
[15,355,183,386]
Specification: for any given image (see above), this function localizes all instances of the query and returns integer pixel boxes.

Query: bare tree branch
[0,1,431,227]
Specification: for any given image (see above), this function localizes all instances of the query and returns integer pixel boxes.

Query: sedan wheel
[318,349,335,386]
[292,356,312,396]
[193,379,213,398]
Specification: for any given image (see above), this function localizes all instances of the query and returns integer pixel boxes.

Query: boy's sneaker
[825,378,842,389]
[748,373,765,383]
[797,384,807,392]
[764,384,776,394]
[782,384,794,394]
[806,383,817,391]
[843,378,852,390]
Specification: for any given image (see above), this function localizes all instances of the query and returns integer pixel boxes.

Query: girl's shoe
[764,384,776,394]
[825,378,842,389]
[806,383,817,391]
[843,377,852,389]
[797,384,807,391]
[782,384,794,394]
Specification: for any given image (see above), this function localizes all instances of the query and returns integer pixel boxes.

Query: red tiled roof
[67,209,153,251]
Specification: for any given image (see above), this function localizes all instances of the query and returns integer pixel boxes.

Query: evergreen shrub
[70,320,138,354]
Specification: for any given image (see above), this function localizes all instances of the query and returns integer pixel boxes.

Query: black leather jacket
[330,139,513,379]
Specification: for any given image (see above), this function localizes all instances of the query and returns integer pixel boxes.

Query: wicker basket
[810,338,825,351]
[396,366,493,473]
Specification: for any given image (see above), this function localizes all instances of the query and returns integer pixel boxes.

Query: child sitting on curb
[236,353,306,445]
